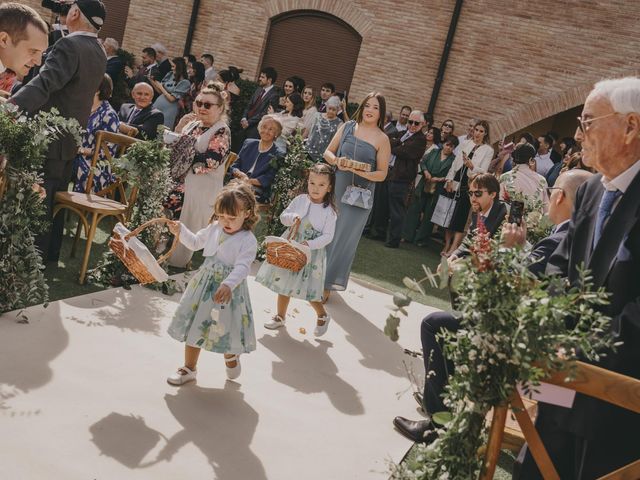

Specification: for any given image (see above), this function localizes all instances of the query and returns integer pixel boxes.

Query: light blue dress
[167,233,256,354]
[256,218,326,302]
[153,72,191,128]
[324,120,378,291]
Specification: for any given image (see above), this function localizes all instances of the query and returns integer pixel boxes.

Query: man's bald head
[549,169,593,225]
[132,82,154,109]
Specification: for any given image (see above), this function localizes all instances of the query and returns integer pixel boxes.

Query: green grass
[351,237,452,310]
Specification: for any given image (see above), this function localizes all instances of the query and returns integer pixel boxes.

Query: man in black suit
[124,46,156,89]
[103,37,122,84]
[384,110,428,248]
[118,82,164,140]
[517,78,640,479]
[151,42,171,80]
[393,169,592,444]
[240,66,279,139]
[10,0,107,263]
[317,82,335,113]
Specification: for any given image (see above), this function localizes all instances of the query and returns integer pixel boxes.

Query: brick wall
[19,0,640,140]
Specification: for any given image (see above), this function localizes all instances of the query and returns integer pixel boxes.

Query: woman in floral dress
[164,87,231,268]
[72,74,120,193]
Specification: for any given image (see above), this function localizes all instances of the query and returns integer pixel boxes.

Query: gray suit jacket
[11,33,106,181]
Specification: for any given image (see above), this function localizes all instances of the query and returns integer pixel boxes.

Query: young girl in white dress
[256,163,337,336]
[166,181,259,385]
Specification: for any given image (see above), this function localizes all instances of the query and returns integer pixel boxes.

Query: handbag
[431,193,457,228]
[166,122,200,182]
[340,134,373,209]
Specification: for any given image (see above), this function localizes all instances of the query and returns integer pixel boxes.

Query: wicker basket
[108,217,179,284]
[265,218,309,272]
[337,157,372,172]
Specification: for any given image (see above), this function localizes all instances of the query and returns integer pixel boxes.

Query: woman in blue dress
[151,57,191,129]
[72,74,120,193]
[322,92,391,301]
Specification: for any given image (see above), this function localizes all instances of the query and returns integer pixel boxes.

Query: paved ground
[0,265,436,479]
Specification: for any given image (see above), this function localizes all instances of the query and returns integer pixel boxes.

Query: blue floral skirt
[167,255,256,354]
[255,219,325,302]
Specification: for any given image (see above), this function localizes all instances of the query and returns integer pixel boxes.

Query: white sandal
[264,314,285,330]
[314,315,331,337]
[167,366,197,386]
[225,354,241,380]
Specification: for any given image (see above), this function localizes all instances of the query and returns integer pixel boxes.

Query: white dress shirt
[534,152,553,177]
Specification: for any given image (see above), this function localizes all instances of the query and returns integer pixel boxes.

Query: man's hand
[124,66,134,78]
[240,118,249,129]
[501,222,527,248]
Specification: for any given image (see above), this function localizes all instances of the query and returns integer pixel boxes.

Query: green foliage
[257,131,313,257]
[0,105,83,314]
[389,233,615,479]
[88,139,173,288]
[230,77,260,152]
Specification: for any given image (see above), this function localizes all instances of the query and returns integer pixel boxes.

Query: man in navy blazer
[517,78,640,479]
[118,82,164,140]
[240,66,279,139]
[393,169,592,445]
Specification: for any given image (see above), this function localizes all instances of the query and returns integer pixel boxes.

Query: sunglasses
[407,120,422,126]
[468,190,487,197]
[443,123,453,128]
[195,100,220,110]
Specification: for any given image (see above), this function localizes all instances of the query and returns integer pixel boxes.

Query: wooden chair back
[85,130,140,219]
[223,151,238,178]
[480,361,640,480]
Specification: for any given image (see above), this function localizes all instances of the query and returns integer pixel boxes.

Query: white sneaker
[225,354,241,380]
[314,315,331,337]
[167,366,197,386]
[264,314,285,330]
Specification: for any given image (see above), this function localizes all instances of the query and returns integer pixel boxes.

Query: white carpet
[0,266,438,479]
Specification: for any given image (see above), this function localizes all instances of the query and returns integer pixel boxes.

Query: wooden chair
[480,361,640,480]
[53,130,140,284]
[223,151,238,177]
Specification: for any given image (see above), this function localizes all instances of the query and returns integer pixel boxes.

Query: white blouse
[178,222,257,290]
[445,142,495,181]
[279,194,337,250]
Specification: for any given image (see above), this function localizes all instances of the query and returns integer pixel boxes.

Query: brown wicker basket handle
[124,217,180,264]
[287,217,301,241]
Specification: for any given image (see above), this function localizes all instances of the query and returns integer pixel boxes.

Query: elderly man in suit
[0,3,47,78]
[384,109,428,248]
[393,168,592,445]
[119,82,164,140]
[103,37,122,84]
[516,77,640,479]
[240,66,279,139]
[10,0,107,263]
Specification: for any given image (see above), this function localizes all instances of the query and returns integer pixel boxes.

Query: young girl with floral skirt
[166,181,259,385]
[256,163,338,336]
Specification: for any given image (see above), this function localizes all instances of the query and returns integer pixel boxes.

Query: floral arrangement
[88,139,174,290]
[387,220,615,479]
[257,129,313,256]
[0,104,83,315]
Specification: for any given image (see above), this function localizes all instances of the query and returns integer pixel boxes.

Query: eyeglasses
[443,123,453,128]
[407,120,422,126]
[468,190,488,197]
[195,100,220,109]
[576,112,619,134]
[546,186,563,196]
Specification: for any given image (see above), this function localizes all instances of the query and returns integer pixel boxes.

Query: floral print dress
[167,231,256,354]
[72,100,120,193]
[256,215,327,302]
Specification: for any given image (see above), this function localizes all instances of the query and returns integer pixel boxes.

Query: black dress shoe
[384,241,399,248]
[393,416,436,443]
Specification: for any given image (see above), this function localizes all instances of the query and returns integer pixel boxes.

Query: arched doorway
[260,10,362,94]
